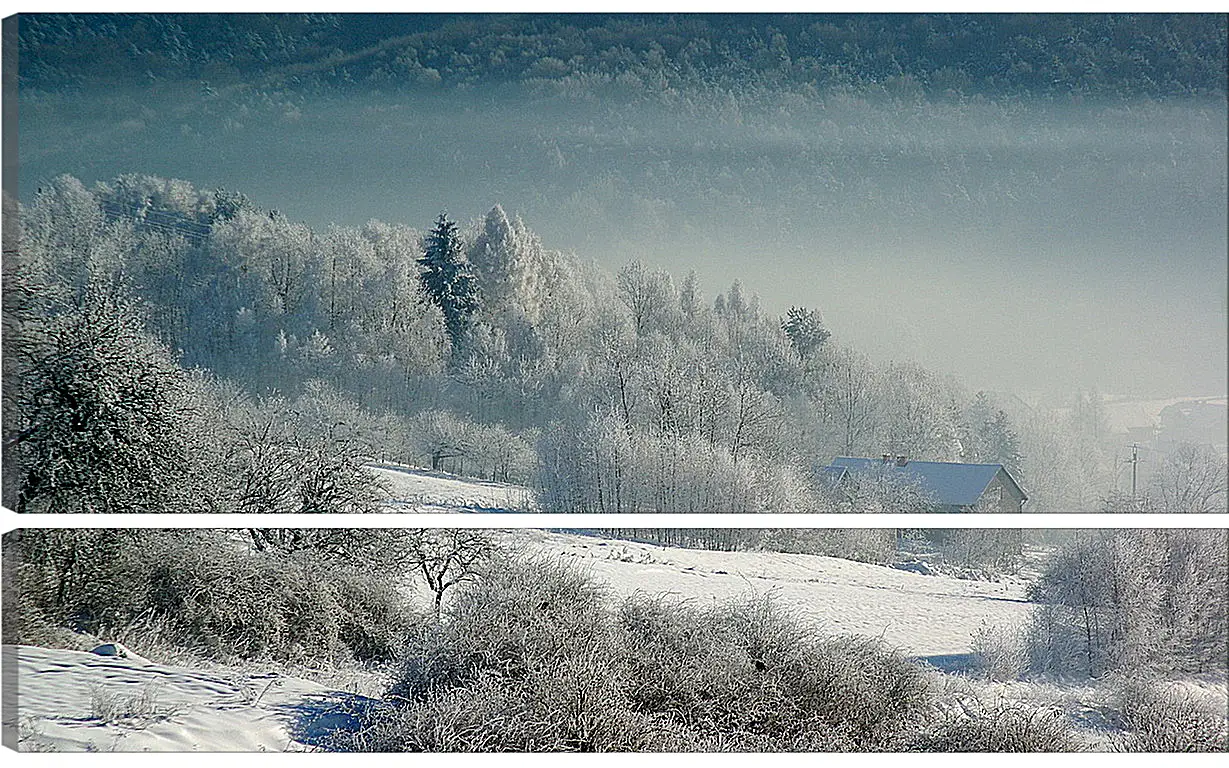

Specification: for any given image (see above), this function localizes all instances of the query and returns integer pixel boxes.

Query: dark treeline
[3,173,1065,515]
[19,14,1226,100]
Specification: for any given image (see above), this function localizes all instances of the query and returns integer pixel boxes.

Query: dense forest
[18,13,1227,100]
[8,173,1220,515]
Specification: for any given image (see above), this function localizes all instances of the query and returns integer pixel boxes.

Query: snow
[14,529,1223,752]
[368,463,536,513]
[510,529,1033,660]
[11,645,377,752]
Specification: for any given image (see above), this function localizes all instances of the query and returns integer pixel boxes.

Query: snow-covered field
[10,645,378,752]
[11,530,1037,751]
[511,529,1032,662]
[12,529,1224,752]
[369,463,536,513]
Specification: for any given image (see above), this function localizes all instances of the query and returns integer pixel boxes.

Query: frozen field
[512,529,1033,662]
[368,463,536,513]
[10,644,377,752]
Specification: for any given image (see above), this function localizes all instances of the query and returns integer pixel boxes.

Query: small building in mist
[823,456,1027,514]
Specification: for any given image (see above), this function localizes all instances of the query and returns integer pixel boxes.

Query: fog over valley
[6,14,1227,522]
[19,79,1227,399]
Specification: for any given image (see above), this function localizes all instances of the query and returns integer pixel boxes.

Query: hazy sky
[18,74,1228,401]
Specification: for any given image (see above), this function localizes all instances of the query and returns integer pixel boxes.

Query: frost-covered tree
[962,392,1024,479]
[876,362,961,461]
[1150,443,1228,514]
[468,204,545,324]
[218,386,387,515]
[5,285,198,513]
[815,346,878,456]
[420,213,480,353]
[1027,529,1228,678]
[319,224,378,334]
[19,175,135,298]
[617,259,681,338]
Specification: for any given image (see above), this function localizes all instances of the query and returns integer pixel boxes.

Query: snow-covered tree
[420,213,480,353]
[6,286,198,513]
[617,259,681,338]
[219,387,386,515]
[468,204,545,324]
[1150,443,1228,514]
[781,305,830,363]
[962,391,1024,479]
[1027,529,1227,677]
[815,346,878,456]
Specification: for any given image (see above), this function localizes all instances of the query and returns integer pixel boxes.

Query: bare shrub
[913,702,1082,752]
[89,681,177,727]
[970,620,1030,681]
[1111,679,1229,752]
[939,529,1022,572]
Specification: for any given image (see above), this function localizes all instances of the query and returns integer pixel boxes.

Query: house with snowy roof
[822,455,1027,514]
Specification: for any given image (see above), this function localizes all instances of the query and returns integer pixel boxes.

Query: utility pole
[1128,443,1140,499]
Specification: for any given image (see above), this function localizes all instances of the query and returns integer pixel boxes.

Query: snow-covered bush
[5,529,420,666]
[1111,679,1228,752]
[969,620,1030,681]
[350,556,934,752]
[619,593,932,750]
[407,409,535,483]
[351,554,649,751]
[912,701,1081,752]
[209,384,389,515]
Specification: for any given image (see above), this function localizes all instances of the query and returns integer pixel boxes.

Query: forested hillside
[5,173,1182,515]
[19,13,1226,99]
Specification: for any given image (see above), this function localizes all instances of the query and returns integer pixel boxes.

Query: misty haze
[17,43,1227,399]
[4,14,1227,517]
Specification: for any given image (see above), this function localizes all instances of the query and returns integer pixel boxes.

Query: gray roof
[818,465,849,489]
[828,457,1026,506]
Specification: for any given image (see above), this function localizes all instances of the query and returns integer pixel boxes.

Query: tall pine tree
[419,213,480,353]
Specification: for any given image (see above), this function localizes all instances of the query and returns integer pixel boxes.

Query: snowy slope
[11,645,377,752]
[14,534,1225,752]
[511,529,1033,661]
[369,463,536,513]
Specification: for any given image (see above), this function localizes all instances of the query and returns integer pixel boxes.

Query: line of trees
[9,173,1220,516]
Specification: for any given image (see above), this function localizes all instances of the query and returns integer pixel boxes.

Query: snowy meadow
[5,527,1227,752]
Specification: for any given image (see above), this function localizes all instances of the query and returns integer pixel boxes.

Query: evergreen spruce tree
[782,306,831,362]
[420,213,480,352]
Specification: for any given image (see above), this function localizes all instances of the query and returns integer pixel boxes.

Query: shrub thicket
[5,529,419,665]
[346,555,936,752]
[1111,680,1229,753]
[912,703,1083,752]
